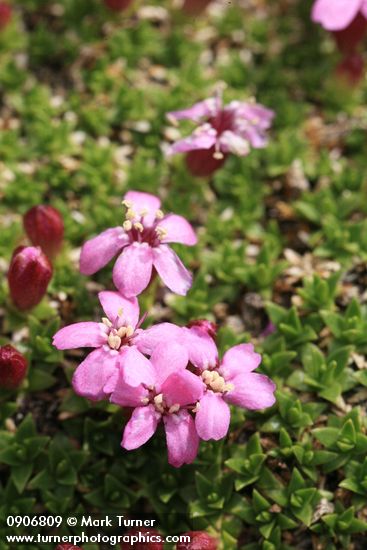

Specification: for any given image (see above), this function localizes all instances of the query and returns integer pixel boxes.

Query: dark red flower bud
[182,0,212,16]
[120,528,163,550]
[23,205,64,260]
[187,319,217,340]
[55,545,83,550]
[0,2,11,30]
[104,0,133,11]
[186,148,227,177]
[336,53,365,87]
[0,345,27,389]
[8,246,53,311]
[333,13,367,55]
[176,531,218,550]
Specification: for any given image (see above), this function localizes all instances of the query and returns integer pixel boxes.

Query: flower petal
[195,391,230,441]
[164,411,199,467]
[167,98,218,121]
[119,346,156,388]
[72,348,118,401]
[161,370,204,407]
[53,322,107,350]
[153,245,192,296]
[226,373,276,410]
[182,326,218,370]
[110,366,149,407]
[98,290,139,328]
[311,0,361,31]
[157,214,197,246]
[79,227,127,275]
[219,130,250,156]
[113,243,153,297]
[122,405,159,450]
[133,323,184,355]
[219,343,262,380]
[124,190,161,214]
[167,125,217,155]
[150,342,189,388]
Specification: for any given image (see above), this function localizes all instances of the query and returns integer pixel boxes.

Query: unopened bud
[8,246,53,310]
[23,205,64,260]
[0,2,12,30]
[176,531,218,550]
[0,345,27,390]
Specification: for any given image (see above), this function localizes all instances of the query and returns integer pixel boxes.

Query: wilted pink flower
[0,345,27,389]
[312,0,367,32]
[167,96,274,177]
[8,246,53,311]
[53,291,163,401]
[104,0,133,11]
[111,343,203,467]
[0,2,11,30]
[80,191,197,297]
[176,531,218,550]
[188,340,276,441]
[182,0,212,16]
[23,205,64,260]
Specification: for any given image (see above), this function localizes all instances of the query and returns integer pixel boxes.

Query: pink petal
[133,322,184,355]
[161,370,204,407]
[231,102,275,129]
[122,405,159,450]
[219,130,250,156]
[110,366,149,407]
[168,125,217,155]
[119,346,156,388]
[167,98,218,121]
[195,391,230,441]
[226,372,276,410]
[219,344,262,380]
[124,190,161,214]
[72,348,118,401]
[164,411,199,467]
[150,342,189,388]
[182,326,218,370]
[98,290,139,328]
[152,245,192,296]
[157,214,197,246]
[53,322,107,350]
[113,243,153,297]
[311,0,361,31]
[79,227,127,275]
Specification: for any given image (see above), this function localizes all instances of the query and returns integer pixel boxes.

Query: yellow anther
[117,308,124,317]
[211,371,220,380]
[117,326,127,338]
[154,393,164,405]
[155,226,168,240]
[102,317,112,328]
[126,209,136,220]
[140,208,148,217]
[123,220,132,231]
[210,377,226,392]
[155,209,164,219]
[168,404,180,414]
[134,222,144,233]
[213,151,224,160]
[122,199,133,208]
[125,325,134,338]
[108,333,121,350]
[225,383,235,392]
[141,397,150,405]
[192,402,200,413]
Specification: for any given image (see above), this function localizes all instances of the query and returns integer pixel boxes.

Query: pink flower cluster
[53,189,276,467]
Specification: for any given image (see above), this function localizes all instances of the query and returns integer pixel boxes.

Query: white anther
[134,222,144,232]
[154,393,164,405]
[141,397,150,405]
[224,383,235,392]
[155,209,164,219]
[213,151,224,160]
[122,199,133,208]
[140,208,148,216]
[125,325,134,338]
[126,209,136,220]
[210,377,226,392]
[117,326,127,338]
[192,402,200,413]
[155,226,168,240]
[168,404,180,414]
[108,333,122,350]
[102,317,112,327]
[123,220,132,231]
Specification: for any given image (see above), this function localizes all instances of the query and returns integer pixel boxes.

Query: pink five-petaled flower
[312,0,367,32]
[79,191,197,297]
[53,291,156,401]
[167,95,274,177]
[110,343,203,468]
[189,340,276,441]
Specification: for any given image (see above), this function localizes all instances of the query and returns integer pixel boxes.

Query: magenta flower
[312,0,367,31]
[110,343,204,467]
[80,191,197,297]
[167,96,274,177]
[53,291,157,401]
[189,340,276,441]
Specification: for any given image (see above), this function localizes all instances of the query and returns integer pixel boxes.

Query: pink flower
[80,191,197,297]
[188,339,276,441]
[312,0,367,31]
[167,96,274,177]
[111,343,203,467]
[53,291,170,401]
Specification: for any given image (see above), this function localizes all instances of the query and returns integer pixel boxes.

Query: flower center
[201,369,234,394]
[121,201,167,246]
[102,317,135,351]
[141,391,180,415]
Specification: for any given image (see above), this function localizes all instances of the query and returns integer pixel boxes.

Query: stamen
[141,397,150,405]
[224,383,235,392]
[117,326,127,338]
[134,222,144,232]
[155,226,168,240]
[125,325,134,338]
[108,333,122,350]
[155,209,164,219]
[140,208,148,217]
[122,199,133,208]
[123,220,132,231]
[168,404,180,414]
[117,308,124,317]
[126,209,136,220]
[102,317,112,327]
[192,402,200,413]
[213,150,224,160]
